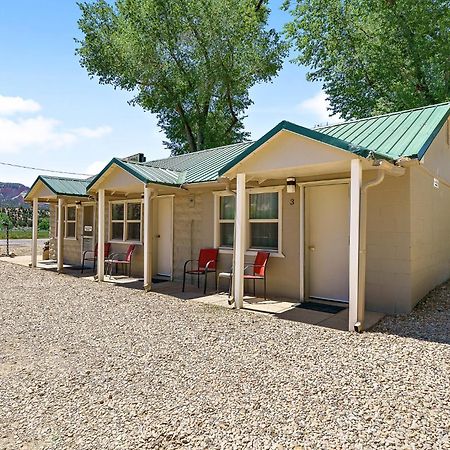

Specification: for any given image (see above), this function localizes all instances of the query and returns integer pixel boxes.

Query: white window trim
[64,204,77,240]
[109,200,143,244]
[213,186,285,257]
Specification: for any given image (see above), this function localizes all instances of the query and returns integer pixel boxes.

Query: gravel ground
[0,261,449,450]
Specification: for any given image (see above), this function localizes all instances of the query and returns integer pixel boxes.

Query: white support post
[349,159,362,331]
[31,198,38,268]
[233,173,246,309]
[57,198,64,273]
[143,185,153,292]
[97,189,105,282]
[299,184,305,302]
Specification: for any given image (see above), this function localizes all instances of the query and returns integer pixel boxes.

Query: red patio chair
[243,251,270,300]
[218,251,270,301]
[105,244,136,278]
[182,248,219,294]
[81,242,111,273]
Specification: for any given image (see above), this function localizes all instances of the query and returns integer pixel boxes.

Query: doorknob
[157,234,161,238]
[309,245,315,251]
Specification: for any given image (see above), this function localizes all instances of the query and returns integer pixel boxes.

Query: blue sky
[0,0,335,186]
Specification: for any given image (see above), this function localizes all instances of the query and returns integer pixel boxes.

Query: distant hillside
[0,182,29,207]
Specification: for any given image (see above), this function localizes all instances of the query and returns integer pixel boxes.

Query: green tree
[39,217,49,231]
[0,212,12,230]
[284,0,450,119]
[77,0,287,154]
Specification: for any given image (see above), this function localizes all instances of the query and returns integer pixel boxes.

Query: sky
[0,0,337,187]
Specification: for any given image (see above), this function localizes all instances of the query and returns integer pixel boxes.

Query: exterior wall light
[286,177,296,194]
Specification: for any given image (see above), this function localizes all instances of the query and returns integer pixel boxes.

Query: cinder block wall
[365,171,412,314]
[409,166,450,308]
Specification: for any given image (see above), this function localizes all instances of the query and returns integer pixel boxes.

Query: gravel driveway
[0,261,449,449]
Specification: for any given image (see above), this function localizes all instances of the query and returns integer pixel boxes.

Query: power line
[0,161,91,177]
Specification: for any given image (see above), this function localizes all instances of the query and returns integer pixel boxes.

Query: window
[65,206,77,238]
[214,187,282,254]
[219,195,235,247]
[110,201,142,242]
[248,192,279,251]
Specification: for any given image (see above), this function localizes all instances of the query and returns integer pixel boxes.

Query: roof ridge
[146,141,254,165]
[124,160,185,174]
[40,175,90,182]
[316,101,450,131]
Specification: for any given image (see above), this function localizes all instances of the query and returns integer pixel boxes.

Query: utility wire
[0,161,91,177]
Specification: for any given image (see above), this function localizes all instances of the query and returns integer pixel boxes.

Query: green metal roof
[87,142,254,190]
[58,102,450,192]
[317,102,450,159]
[27,175,91,199]
[219,102,450,176]
[144,141,254,183]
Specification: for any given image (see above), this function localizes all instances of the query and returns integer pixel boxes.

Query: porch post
[97,189,105,282]
[143,185,153,291]
[233,173,246,309]
[349,159,362,331]
[31,198,38,268]
[57,197,64,273]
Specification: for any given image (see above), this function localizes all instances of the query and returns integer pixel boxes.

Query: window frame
[64,204,77,240]
[109,200,143,243]
[213,186,284,257]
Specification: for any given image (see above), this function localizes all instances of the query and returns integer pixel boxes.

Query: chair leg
[81,256,85,274]
[215,271,217,292]
[254,279,256,297]
[204,271,208,295]
[228,276,232,298]
[264,276,267,301]
[182,269,186,292]
[197,272,200,289]
[93,257,97,273]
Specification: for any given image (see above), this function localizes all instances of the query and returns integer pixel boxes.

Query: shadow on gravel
[371,282,450,345]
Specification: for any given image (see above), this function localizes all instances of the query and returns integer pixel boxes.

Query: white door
[81,204,95,256]
[157,197,173,277]
[306,183,350,302]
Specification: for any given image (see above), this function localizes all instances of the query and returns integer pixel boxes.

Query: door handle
[308,246,315,251]
[157,234,161,238]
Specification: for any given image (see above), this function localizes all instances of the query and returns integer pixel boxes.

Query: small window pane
[220,223,234,247]
[112,223,124,240]
[249,193,278,219]
[127,203,141,221]
[250,223,278,250]
[220,196,235,220]
[66,222,76,238]
[67,206,76,221]
[127,222,141,241]
[111,204,124,221]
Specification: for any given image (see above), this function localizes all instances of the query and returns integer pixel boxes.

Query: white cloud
[71,126,112,139]
[0,94,113,153]
[0,95,41,116]
[297,90,341,126]
[85,160,108,175]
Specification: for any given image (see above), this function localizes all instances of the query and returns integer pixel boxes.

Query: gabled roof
[317,102,450,160]
[87,142,254,190]
[219,102,450,176]
[26,175,91,200]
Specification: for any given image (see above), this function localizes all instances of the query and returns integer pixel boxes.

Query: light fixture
[286,177,296,194]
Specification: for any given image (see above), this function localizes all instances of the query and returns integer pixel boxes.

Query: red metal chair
[218,251,270,301]
[243,251,270,300]
[81,243,111,273]
[182,248,219,294]
[105,244,136,278]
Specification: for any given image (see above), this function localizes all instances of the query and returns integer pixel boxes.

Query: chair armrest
[204,259,217,271]
[82,250,95,258]
[184,259,198,271]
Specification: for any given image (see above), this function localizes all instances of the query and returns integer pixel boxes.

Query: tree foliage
[284,0,450,119]
[77,0,287,154]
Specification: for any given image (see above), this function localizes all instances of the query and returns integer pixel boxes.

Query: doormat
[152,278,169,284]
[296,302,347,314]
